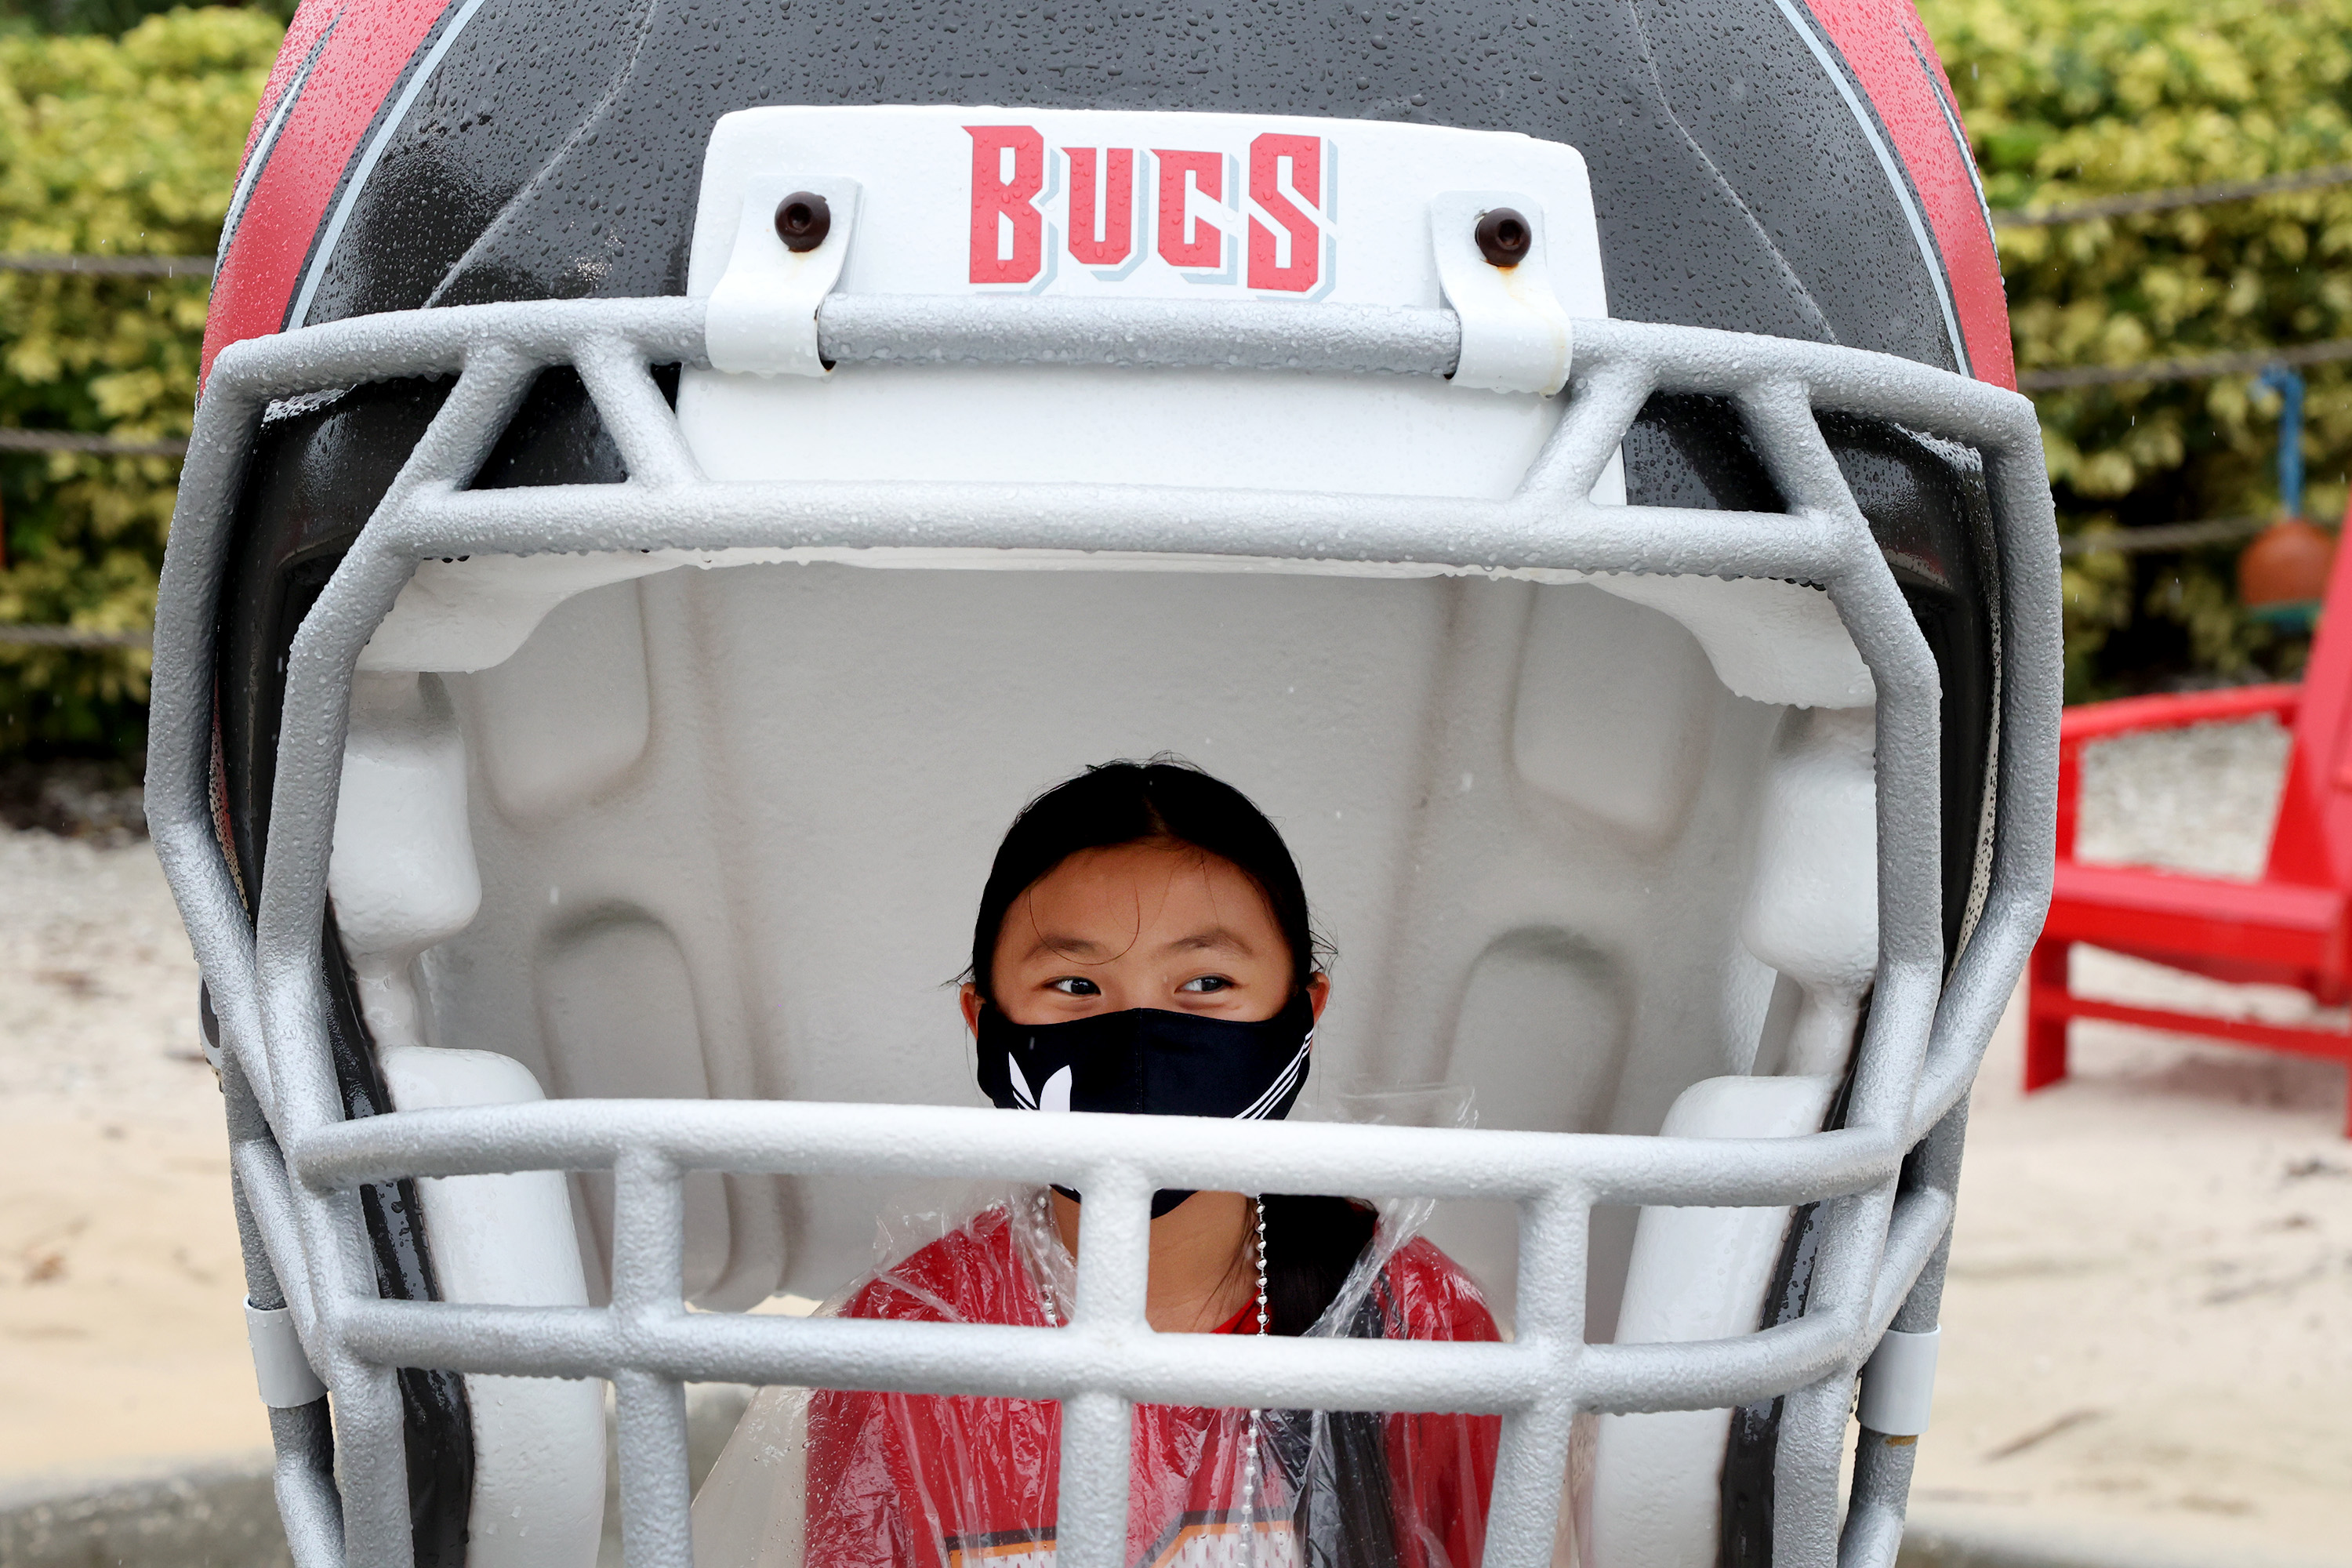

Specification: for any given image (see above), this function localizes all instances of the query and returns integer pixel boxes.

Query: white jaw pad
[379,1044,604,1568]
[1591,1072,1844,1567]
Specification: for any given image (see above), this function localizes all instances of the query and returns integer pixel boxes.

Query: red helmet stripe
[1800,0,2016,389]
[201,0,453,383]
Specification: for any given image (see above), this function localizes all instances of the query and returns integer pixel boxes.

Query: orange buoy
[2238,517,2336,607]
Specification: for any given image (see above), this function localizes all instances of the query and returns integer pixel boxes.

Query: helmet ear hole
[1475,207,1530,267]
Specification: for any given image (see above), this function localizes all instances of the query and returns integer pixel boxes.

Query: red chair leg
[2024,938,2071,1093]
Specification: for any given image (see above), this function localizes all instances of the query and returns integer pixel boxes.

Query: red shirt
[804,1207,1500,1568]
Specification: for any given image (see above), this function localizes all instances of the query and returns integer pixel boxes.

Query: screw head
[774,192,831,253]
[1475,207,1531,268]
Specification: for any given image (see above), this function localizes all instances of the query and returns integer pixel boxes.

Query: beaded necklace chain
[1033,1188,1063,1327]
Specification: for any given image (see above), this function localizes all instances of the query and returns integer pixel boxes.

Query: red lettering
[967,125,1045,285]
[1154,148,1225,270]
[1065,147,1135,267]
[1247,134,1322,293]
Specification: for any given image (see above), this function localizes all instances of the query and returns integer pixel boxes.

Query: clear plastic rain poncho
[691,1185,1501,1568]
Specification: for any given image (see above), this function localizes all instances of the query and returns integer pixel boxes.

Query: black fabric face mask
[975,988,1316,1218]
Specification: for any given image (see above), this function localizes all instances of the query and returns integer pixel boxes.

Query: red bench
[2027,543,2352,1135]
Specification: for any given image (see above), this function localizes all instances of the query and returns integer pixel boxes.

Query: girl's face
[962,839,1328,1029]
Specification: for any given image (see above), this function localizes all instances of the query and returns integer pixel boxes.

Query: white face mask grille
[148,291,2058,1568]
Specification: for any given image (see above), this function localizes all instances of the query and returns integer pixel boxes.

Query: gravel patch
[2073,715,2291,880]
[0,830,208,1109]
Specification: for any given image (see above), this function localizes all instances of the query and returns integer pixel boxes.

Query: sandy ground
[1,719,2347,1559]
[1915,983,2352,1563]
[0,828,270,1475]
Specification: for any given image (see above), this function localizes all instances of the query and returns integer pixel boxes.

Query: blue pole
[2259,364,2306,518]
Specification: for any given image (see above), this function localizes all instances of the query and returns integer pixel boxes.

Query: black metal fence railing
[1991,161,2352,228]
[0,429,189,457]
[0,625,155,648]
[2017,337,2352,392]
[0,252,214,278]
[2056,516,2270,559]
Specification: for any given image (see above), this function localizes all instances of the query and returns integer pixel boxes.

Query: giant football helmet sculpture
[149,1,2058,1565]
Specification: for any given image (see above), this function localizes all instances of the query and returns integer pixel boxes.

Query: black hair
[969,757,1323,1007]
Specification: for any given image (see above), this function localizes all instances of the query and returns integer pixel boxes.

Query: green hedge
[4,1,2350,766]
[1925,0,2352,695]
[0,5,278,763]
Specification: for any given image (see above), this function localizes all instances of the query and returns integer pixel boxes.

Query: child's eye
[1048,977,1101,996]
[1178,975,1233,993]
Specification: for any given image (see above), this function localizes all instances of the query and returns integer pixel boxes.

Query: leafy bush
[1922,0,2352,695]
[0,5,278,763]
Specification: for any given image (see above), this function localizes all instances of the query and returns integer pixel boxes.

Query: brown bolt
[1475,207,1531,268]
[775,192,832,253]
